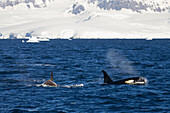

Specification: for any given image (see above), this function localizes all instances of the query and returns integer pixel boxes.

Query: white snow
[0,0,170,39]
[26,36,39,43]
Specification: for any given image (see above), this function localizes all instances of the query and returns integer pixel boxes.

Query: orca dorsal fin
[102,70,114,84]
[51,71,53,81]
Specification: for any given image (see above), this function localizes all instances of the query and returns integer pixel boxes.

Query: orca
[42,71,58,87]
[102,70,147,85]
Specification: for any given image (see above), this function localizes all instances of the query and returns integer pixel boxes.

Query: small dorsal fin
[102,70,114,84]
[50,71,53,81]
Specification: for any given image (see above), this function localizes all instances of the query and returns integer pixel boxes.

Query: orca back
[42,71,58,87]
[44,80,57,86]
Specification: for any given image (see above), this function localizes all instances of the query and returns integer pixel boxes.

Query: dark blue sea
[0,39,169,113]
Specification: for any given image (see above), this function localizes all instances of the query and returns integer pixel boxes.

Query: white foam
[61,84,84,88]
[38,83,84,88]
[143,77,148,84]
[41,84,56,87]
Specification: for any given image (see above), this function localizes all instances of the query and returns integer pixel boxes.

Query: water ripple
[0,39,169,112]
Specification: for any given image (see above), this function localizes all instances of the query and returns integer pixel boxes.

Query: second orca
[42,71,58,87]
[102,70,147,85]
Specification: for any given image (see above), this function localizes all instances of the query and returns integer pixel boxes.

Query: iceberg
[26,36,39,43]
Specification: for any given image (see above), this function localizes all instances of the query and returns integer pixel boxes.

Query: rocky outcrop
[87,0,170,13]
[72,3,85,15]
[0,0,53,9]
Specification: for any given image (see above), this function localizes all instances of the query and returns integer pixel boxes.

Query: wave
[9,108,39,112]
[61,84,84,88]
[35,84,84,88]
[18,63,56,67]
[0,70,28,74]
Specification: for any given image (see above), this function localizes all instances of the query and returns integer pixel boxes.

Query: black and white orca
[42,71,58,87]
[102,70,147,85]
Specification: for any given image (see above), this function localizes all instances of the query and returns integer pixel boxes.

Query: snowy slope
[0,0,170,39]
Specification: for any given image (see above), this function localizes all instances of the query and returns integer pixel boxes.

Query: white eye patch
[125,80,134,84]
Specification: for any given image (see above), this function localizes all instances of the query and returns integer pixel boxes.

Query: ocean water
[0,39,169,113]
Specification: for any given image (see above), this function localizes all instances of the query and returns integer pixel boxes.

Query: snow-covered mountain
[0,0,170,39]
[1,0,169,12]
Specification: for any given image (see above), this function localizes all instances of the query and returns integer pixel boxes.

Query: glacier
[0,0,170,39]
